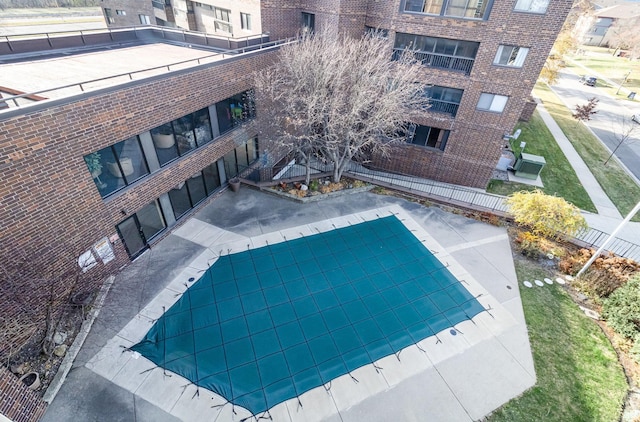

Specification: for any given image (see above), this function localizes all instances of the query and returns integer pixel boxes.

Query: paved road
[551,68,640,181]
[0,7,105,36]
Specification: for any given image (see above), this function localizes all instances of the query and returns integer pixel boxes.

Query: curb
[42,275,115,404]
[261,184,374,203]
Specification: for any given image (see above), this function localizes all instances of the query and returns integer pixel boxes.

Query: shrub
[514,230,568,260]
[506,189,587,239]
[602,274,640,339]
[309,179,319,192]
[560,249,640,297]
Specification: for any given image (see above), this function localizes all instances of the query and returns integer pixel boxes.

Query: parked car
[632,114,640,124]
[579,75,597,86]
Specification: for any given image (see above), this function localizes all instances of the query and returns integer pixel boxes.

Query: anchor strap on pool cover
[131,215,485,415]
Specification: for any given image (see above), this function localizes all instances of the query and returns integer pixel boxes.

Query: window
[302,12,315,33]
[103,8,115,24]
[139,14,151,24]
[84,136,150,198]
[404,0,492,20]
[425,86,464,116]
[215,90,256,135]
[241,13,252,30]
[494,45,529,67]
[137,200,166,242]
[394,33,478,74]
[514,0,549,13]
[406,124,450,151]
[477,93,508,112]
[151,107,214,167]
[223,138,259,180]
[116,9,126,15]
[214,7,232,33]
[152,0,164,10]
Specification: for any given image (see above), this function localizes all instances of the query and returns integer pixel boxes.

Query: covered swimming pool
[131,215,486,416]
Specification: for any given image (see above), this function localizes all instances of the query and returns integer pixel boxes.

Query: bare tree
[254,29,430,184]
[573,97,599,126]
[607,17,640,60]
[0,245,93,363]
[604,116,639,165]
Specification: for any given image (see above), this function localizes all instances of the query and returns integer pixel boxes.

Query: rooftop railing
[0,33,296,114]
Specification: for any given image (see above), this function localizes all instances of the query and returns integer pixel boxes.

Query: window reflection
[84,136,149,198]
[203,163,221,194]
[215,90,256,135]
[151,107,214,166]
[168,182,191,219]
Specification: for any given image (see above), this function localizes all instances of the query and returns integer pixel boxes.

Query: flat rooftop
[1,42,224,98]
[0,26,274,110]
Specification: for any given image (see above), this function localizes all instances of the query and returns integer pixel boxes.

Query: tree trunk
[305,160,311,186]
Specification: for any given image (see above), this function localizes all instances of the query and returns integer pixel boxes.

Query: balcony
[428,100,460,117]
[393,48,474,75]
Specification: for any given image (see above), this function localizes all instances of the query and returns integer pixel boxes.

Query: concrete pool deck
[42,189,534,422]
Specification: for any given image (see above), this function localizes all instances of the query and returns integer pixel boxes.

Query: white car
[633,114,640,124]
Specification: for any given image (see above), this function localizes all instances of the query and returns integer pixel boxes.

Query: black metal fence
[238,159,640,261]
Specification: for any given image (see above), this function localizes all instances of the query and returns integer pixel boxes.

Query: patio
[42,189,534,422]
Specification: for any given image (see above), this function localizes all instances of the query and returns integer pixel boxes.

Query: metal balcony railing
[428,100,460,117]
[236,158,640,261]
[392,48,475,75]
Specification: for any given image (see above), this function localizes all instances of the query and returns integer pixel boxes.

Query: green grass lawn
[487,259,627,422]
[532,83,640,221]
[486,110,597,212]
[569,46,640,102]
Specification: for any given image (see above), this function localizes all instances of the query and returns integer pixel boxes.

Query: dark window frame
[406,124,450,151]
[403,0,493,20]
[393,33,478,74]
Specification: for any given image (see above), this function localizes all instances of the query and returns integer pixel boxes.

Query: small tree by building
[573,97,599,126]
[506,189,588,240]
[254,30,430,184]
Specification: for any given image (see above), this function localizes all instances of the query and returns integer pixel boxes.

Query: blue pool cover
[131,215,485,415]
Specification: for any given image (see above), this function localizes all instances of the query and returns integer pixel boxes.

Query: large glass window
[186,172,207,206]
[393,33,478,74]
[168,182,192,219]
[514,0,549,14]
[223,138,259,180]
[137,200,166,241]
[477,93,508,112]
[84,136,149,198]
[215,90,256,135]
[494,45,529,67]
[404,0,492,20]
[203,163,221,194]
[425,86,464,116]
[151,107,213,166]
[406,125,450,150]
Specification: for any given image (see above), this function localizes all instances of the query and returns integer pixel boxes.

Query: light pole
[616,70,632,96]
[577,200,640,278]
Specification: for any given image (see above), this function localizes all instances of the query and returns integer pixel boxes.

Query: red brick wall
[0,366,46,422]
[0,49,277,360]
[262,0,573,188]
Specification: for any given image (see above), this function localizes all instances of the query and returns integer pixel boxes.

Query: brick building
[0,1,571,418]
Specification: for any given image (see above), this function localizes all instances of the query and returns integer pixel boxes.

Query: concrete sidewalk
[535,103,623,219]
